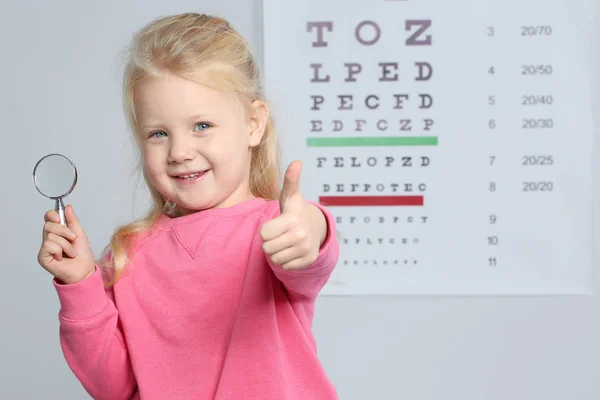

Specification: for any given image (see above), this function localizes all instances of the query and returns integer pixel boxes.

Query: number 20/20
[523,181,554,192]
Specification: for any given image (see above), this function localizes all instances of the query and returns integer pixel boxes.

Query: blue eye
[150,131,167,138]
[194,122,211,131]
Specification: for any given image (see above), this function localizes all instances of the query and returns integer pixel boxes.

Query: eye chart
[262,0,595,295]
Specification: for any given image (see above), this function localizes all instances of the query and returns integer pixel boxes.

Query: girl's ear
[247,100,269,147]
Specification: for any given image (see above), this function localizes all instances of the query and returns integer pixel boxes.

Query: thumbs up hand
[260,160,327,270]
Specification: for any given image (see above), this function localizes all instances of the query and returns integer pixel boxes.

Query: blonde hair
[99,13,280,286]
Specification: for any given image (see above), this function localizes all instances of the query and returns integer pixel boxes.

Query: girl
[37,12,339,400]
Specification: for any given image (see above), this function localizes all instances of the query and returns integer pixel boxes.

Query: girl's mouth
[173,170,209,183]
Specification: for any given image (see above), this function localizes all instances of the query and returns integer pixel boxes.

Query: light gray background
[1,0,598,399]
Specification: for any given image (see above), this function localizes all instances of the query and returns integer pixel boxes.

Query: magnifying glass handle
[55,198,66,226]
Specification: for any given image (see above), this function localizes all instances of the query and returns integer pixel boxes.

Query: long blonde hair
[99,13,280,286]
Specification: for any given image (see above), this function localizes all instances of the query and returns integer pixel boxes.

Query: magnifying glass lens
[34,155,77,198]
[33,154,78,226]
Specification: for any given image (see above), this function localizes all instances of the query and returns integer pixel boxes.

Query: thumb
[280,160,303,210]
[65,205,85,237]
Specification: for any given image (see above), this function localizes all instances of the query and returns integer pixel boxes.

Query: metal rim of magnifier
[32,153,78,200]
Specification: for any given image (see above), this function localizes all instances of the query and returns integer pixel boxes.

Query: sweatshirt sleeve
[53,264,137,400]
[265,201,340,299]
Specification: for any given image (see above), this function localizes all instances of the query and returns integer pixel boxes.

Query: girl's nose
[167,137,195,163]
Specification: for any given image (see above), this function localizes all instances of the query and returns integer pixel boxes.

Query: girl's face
[134,73,267,215]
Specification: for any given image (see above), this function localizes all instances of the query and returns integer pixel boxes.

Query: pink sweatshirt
[52,198,339,400]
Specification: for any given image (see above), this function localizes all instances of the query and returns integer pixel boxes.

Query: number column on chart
[484,23,505,270]
[485,17,559,274]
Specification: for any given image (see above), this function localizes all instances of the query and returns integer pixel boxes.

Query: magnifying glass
[32,153,78,226]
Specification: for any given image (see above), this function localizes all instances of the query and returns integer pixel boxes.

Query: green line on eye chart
[306,136,438,147]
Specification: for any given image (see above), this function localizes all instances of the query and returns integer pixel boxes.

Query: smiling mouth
[172,170,209,180]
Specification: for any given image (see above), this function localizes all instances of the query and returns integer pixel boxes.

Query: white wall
[1,0,598,399]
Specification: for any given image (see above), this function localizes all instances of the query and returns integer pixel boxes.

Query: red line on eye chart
[319,196,424,206]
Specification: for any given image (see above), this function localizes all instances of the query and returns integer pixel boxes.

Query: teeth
[179,173,200,179]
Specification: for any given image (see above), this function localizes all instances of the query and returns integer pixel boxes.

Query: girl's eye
[194,122,211,132]
[150,131,167,138]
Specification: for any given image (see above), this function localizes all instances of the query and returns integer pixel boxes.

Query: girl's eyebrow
[189,113,212,120]
[139,114,213,130]
[139,122,165,130]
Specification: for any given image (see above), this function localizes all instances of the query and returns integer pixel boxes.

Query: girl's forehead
[134,77,242,119]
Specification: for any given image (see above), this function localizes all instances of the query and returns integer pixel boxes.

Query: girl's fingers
[47,233,77,258]
[42,240,64,261]
[269,246,304,266]
[43,220,77,242]
[65,205,86,238]
[44,210,60,223]
[262,231,296,255]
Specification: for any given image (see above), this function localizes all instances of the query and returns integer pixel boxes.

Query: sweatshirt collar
[154,198,267,259]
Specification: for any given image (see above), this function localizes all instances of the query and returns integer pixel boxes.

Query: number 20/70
[487,26,553,36]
